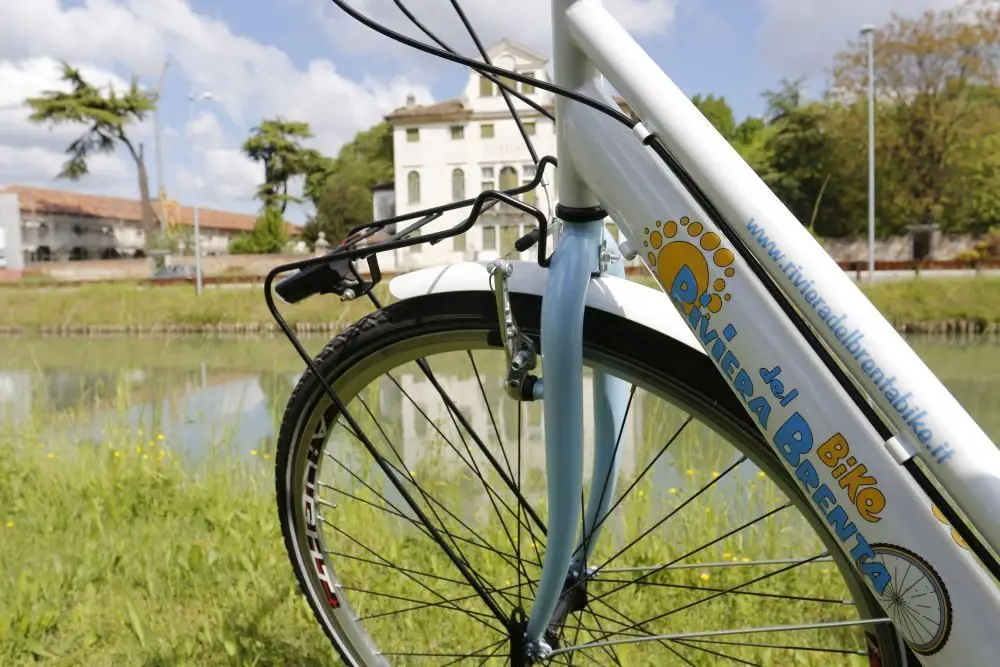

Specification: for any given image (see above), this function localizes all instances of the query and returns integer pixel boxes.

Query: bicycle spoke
[550,617,891,656]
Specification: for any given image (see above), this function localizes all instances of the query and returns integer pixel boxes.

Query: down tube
[565,0,1000,560]
[562,82,1000,664]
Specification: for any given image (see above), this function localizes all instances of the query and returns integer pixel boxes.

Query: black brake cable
[328,0,637,129]
[446,0,540,165]
[389,0,553,124]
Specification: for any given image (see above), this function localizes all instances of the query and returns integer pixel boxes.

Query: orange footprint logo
[644,217,736,314]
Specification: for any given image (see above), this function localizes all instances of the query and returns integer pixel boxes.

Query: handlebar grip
[274,262,336,304]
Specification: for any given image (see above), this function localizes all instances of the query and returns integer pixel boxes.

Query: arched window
[451,168,465,202]
[498,166,517,191]
[407,170,420,205]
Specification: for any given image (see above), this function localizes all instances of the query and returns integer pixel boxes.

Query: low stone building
[0,185,298,271]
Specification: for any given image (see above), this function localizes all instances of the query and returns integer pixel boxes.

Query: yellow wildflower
[758,471,766,479]
[251,450,258,457]
[711,471,719,479]
[46,453,55,459]
[686,469,695,476]
[699,571,710,582]
[5,520,13,528]
[668,487,679,494]
[156,434,165,441]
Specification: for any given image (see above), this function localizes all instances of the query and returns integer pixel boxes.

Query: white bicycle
[264,0,1000,664]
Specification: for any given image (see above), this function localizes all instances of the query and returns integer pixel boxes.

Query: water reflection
[0,336,998,471]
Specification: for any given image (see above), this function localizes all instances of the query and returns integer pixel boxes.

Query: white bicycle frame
[549,0,1000,662]
[379,0,1000,661]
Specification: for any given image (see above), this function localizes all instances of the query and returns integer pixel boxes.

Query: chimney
[405,93,416,107]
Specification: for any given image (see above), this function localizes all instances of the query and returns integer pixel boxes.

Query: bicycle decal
[648,219,893,596]
[744,217,956,465]
[644,217,735,316]
[303,416,341,609]
[871,543,952,656]
[931,504,970,551]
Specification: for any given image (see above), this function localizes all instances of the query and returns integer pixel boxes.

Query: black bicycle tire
[274,290,911,666]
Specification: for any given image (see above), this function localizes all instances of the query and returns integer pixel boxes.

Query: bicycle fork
[491,218,629,661]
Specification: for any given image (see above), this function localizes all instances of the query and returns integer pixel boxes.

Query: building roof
[481,39,548,65]
[385,99,472,124]
[0,185,300,235]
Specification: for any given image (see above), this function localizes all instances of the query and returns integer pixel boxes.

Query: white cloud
[758,0,961,85]
[0,0,432,218]
[312,0,679,68]
[0,57,140,191]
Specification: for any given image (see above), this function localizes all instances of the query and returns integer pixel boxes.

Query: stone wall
[820,234,977,263]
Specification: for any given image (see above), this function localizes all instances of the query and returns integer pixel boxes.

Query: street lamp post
[861,24,876,283]
[188,91,213,296]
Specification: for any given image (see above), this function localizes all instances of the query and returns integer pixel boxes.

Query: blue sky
[0,0,951,223]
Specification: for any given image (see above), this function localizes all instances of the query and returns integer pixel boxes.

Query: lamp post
[861,24,876,282]
[188,91,213,296]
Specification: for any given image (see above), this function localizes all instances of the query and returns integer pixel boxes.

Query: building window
[521,71,536,94]
[480,123,495,139]
[452,168,466,202]
[523,122,536,136]
[499,75,516,95]
[482,226,497,250]
[407,170,420,204]
[453,233,467,252]
[450,125,464,140]
[481,166,495,193]
[523,164,536,179]
[522,181,537,207]
[406,128,419,142]
[409,229,421,253]
[479,75,493,97]
[499,166,518,191]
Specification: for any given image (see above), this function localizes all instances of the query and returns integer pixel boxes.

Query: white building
[0,185,299,270]
[381,39,558,270]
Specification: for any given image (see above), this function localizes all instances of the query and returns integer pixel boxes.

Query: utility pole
[150,60,170,234]
[189,91,213,296]
[861,25,876,283]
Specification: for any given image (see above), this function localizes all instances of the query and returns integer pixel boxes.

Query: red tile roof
[0,185,301,236]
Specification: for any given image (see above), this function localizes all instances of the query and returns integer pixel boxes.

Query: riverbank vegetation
[1,402,866,665]
[2,275,1000,334]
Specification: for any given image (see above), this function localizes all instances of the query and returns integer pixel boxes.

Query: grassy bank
[2,275,1000,334]
[0,433,334,666]
[0,394,871,665]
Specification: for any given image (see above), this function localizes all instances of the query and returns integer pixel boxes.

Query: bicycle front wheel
[275,291,911,666]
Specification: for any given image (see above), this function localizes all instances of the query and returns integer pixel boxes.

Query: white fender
[388,261,704,354]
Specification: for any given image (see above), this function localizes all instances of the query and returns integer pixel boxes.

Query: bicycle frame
[523,0,1000,661]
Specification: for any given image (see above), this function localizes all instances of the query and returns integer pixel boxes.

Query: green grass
[0,375,870,666]
[0,283,384,332]
[0,432,335,666]
[857,276,1000,324]
[2,275,1000,333]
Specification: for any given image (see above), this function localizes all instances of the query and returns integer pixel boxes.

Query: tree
[831,0,1000,233]
[305,121,394,246]
[691,93,737,140]
[243,118,329,215]
[25,62,159,234]
[691,93,775,177]
[229,207,289,254]
[238,118,330,254]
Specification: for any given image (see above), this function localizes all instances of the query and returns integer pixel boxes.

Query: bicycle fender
[387,261,703,354]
